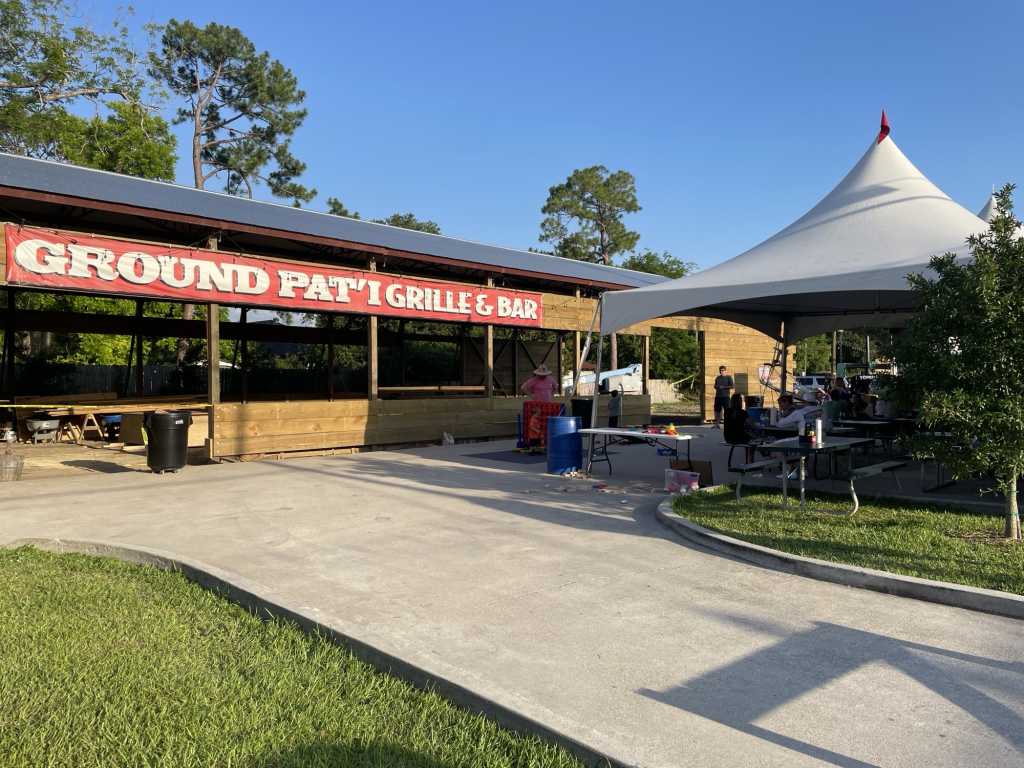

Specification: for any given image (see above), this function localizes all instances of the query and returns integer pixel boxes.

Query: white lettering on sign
[117,251,160,284]
[67,244,117,280]
[15,238,69,275]
[5,227,544,328]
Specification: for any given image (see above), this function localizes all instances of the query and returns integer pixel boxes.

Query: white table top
[578,428,694,442]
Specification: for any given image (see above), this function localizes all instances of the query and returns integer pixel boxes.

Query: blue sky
[77,1,1023,270]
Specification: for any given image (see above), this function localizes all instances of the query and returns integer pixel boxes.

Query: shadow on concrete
[251,740,456,768]
[639,607,1024,768]
[256,451,674,543]
[61,459,145,474]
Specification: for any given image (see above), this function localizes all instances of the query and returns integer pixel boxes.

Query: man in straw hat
[521,364,558,402]
[520,363,561,451]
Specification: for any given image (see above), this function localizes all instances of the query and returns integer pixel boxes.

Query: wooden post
[513,329,520,391]
[555,332,564,398]
[398,319,407,386]
[367,257,379,400]
[485,277,494,398]
[134,300,145,396]
[831,331,838,375]
[239,307,249,404]
[609,333,618,371]
[206,235,220,459]
[573,286,581,382]
[642,334,651,396]
[326,314,335,401]
[3,288,15,399]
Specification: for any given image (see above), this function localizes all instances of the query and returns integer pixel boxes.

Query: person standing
[608,388,623,428]
[520,364,560,451]
[521,364,558,402]
[712,365,734,428]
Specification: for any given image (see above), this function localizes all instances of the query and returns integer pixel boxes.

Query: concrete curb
[655,498,1024,621]
[4,538,626,768]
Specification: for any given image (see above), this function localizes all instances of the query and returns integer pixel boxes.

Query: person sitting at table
[850,392,871,419]
[775,393,821,430]
[724,393,759,461]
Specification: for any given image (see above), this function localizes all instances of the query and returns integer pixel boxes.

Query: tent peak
[876,110,890,144]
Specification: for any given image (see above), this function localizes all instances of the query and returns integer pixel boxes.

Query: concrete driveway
[2,440,1022,767]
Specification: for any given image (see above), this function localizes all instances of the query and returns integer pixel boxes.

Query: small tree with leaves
[149,20,314,364]
[149,20,313,203]
[895,184,1024,540]
[0,0,152,159]
[326,197,441,234]
[539,165,640,264]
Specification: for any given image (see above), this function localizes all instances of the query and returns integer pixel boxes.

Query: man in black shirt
[713,365,734,428]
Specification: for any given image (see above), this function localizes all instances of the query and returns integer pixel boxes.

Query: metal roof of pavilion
[0,152,665,290]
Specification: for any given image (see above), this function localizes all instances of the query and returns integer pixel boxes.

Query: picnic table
[761,436,873,510]
[578,427,694,474]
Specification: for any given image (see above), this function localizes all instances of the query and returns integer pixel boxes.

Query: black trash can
[571,398,594,430]
[144,410,192,473]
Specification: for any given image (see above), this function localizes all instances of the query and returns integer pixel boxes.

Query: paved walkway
[2,441,1022,767]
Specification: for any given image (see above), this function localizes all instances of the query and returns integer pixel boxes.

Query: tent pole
[779,321,788,395]
[567,296,601,401]
[585,296,605,475]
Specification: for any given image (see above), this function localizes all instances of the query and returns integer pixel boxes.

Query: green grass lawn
[0,548,583,768]
[673,488,1024,595]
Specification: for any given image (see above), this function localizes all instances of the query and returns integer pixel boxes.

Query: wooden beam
[609,332,618,371]
[326,314,335,401]
[485,277,494,398]
[573,287,582,376]
[398,319,407,387]
[239,307,249,404]
[3,288,15,398]
[134,300,145,396]
[642,334,651,396]
[206,235,221,406]
[555,332,564,396]
[367,257,379,400]
[513,330,520,390]
[7,309,367,345]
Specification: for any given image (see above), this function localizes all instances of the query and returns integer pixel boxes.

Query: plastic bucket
[547,416,582,474]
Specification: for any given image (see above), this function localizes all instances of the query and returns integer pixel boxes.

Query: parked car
[794,373,831,402]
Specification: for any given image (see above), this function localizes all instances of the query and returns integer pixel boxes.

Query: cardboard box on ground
[671,459,714,487]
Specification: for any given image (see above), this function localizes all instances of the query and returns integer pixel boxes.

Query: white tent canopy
[978,193,998,222]
[601,116,988,342]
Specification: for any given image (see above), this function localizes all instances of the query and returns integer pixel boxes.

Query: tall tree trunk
[177,111,205,369]
[1006,476,1021,540]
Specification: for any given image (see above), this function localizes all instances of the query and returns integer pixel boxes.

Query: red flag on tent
[877,110,890,143]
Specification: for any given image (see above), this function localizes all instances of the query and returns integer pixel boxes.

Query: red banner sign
[4,226,544,327]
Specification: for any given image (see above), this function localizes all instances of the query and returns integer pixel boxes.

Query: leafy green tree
[61,100,176,180]
[326,198,442,234]
[377,212,441,235]
[0,0,152,159]
[795,334,832,374]
[618,249,695,279]
[148,20,314,204]
[539,165,640,264]
[895,184,1024,539]
[326,197,360,219]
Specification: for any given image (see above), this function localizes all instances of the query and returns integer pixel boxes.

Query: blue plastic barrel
[547,416,582,474]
